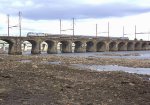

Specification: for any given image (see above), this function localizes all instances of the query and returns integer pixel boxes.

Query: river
[22,51,150,75]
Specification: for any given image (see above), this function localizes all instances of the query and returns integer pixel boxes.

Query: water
[19,60,32,63]
[40,61,61,65]
[56,51,150,59]
[71,64,150,75]
[40,61,150,75]
[39,61,150,75]
[21,51,150,75]
[22,51,150,60]
[18,59,150,75]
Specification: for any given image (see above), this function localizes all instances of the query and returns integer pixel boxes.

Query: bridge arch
[57,40,72,53]
[22,40,38,54]
[127,42,134,51]
[86,41,94,52]
[0,39,13,54]
[97,41,106,52]
[109,41,117,51]
[40,41,48,53]
[73,41,85,53]
[135,42,141,51]
[118,42,126,51]
[141,42,148,50]
[149,43,150,50]
[22,41,32,54]
[43,40,57,54]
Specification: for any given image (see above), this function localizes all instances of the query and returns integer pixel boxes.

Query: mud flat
[0,54,150,105]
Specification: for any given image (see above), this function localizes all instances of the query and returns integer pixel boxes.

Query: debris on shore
[0,54,149,105]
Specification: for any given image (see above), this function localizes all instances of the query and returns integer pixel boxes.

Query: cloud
[0,26,2,30]
[1,0,150,20]
[22,3,150,20]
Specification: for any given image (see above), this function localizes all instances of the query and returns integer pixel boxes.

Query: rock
[0,88,7,94]
[32,64,38,68]
[129,83,135,86]
[121,81,129,84]
[0,57,4,62]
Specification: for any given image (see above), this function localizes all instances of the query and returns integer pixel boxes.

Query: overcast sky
[0,0,150,40]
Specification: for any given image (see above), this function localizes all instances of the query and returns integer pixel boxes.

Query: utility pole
[148,34,149,41]
[108,22,109,38]
[7,14,10,36]
[123,26,124,38]
[135,25,136,40]
[60,19,62,35]
[19,11,22,37]
[73,18,75,37]
[96,24,98,38]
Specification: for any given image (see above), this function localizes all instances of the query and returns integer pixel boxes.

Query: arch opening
[22,41,33,54]
[57,41,71,53]
[40,41,48,54]
[141,43,147,50]
[0,40,10,54]
[45,40,55,54]
[97,42,106,52]
[72,43,75,52]
[73,41,83,53]
[127,42,134,51]
[135,42,141,51]
[86,41,94,52]
[118,42,126,51]
[109,42,117,51]
[149,43,150,50]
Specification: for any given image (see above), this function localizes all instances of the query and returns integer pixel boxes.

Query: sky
[0,0,150,40]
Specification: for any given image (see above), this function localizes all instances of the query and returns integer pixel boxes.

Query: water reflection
[22,51,150,58]
[22,51,150,60]
[71,64,150,75]
[56,51,150,59]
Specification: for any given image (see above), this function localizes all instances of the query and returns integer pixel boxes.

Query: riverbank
[0,54,150,105]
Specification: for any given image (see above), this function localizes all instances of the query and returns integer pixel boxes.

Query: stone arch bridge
[0,35,150,55]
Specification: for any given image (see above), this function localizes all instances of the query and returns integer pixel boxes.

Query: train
[26,32,129,40]
[27,32,49,37]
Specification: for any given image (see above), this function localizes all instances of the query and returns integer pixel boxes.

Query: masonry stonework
[0,36,149,55]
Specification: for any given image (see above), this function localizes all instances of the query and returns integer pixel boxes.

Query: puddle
[40,61,61,65]
[71,64,150,75]
[19,60,32,63]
